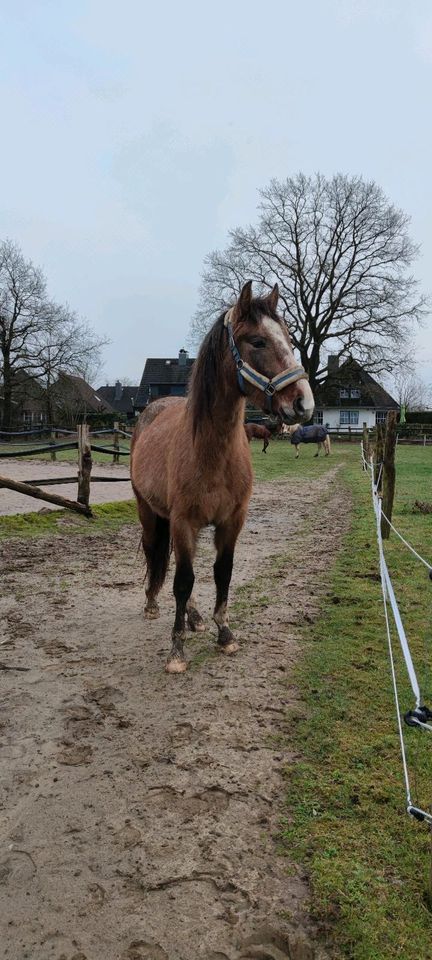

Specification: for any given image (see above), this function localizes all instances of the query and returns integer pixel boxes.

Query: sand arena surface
[0,468,346,960]
[0,458,132,515]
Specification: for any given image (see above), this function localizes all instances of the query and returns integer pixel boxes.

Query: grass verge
[280,446,432,958]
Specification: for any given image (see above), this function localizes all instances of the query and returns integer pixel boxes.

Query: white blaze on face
[261,317,293,366]
[261,316,314,421]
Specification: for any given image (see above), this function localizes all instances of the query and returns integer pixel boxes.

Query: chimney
[327,355,339,376]
[178,349,188,367]
[114,380,122,403]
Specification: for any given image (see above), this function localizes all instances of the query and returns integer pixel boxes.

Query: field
[0,440,431,959]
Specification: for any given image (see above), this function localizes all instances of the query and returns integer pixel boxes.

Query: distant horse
[286,423,331,458]
[244,422,272,453]
[131,280,314,673]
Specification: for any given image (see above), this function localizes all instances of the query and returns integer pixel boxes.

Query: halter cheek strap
[223,309,308,412]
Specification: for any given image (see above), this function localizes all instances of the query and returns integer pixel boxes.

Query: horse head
[226,281,314,425]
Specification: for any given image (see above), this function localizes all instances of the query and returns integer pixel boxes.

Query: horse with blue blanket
[286,423,331,459]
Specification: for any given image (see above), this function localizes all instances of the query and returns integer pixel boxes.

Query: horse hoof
[165,658,187,674]
[219,641,239,656]
[144,605,160,620]
[187,610,206,632]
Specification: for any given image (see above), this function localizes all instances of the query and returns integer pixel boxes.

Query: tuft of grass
[0,499,138,540]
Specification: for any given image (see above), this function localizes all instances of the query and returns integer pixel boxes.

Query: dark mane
[188,297,280,437]
[188,311,226,437]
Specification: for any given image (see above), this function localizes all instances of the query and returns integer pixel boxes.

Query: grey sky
[1,0,431,387]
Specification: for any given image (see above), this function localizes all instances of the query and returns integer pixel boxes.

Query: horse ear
[237,280,253,315]
[266,283,279,313]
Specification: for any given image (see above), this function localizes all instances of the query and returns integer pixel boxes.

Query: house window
[350,388,361,399]
[340,410,359,425]
[313,410,323,424]
[376,411,387,424]
[22,410,33,426]
[339,388,349,399]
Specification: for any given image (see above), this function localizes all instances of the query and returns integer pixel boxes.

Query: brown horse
[244,422,272,453]
[131,281,314,673]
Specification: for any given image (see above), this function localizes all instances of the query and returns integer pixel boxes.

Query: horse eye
[250,338,266,349]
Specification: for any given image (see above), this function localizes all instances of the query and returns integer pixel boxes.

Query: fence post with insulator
[381,410,397,540]
[375,423,384,493]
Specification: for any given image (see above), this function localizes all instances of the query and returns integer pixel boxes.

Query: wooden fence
[0,423,132,518]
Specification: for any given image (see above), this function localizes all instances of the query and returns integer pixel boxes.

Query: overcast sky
[1,0,431,387]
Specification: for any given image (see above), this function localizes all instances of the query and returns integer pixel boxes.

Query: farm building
[0,371,47,429]
[313,356,399,432]
[135,348,195,410]
[51,373,114,424]
[97,381,139,419]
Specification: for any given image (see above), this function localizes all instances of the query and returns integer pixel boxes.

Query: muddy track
[0,467,348,960]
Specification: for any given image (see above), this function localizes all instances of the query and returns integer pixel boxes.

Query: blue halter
[224,309,308,413]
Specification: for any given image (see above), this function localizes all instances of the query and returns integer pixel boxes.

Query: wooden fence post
[362,422,369,470]
[50,428,57,462]
[380,411,397,540]
[77,423,92,508]
[113,420,119,464]
[375,423,385,493]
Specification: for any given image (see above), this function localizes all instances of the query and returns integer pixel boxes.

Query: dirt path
[0,459,132,515]
[0,467,348,960]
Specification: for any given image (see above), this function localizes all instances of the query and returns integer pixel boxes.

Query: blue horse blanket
[290,425,328,445]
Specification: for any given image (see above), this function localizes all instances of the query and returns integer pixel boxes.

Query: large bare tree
[0,240,106,428]
[191,174,427,392]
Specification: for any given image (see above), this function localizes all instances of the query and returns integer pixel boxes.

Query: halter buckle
[264,382,276,396]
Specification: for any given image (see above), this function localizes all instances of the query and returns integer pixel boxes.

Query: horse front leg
[166,521,197,674]
[294,444,299,459]
[213,515,245,655]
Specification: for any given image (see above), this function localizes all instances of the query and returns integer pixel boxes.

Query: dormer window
[350,388,361,399]
[340,388,349,399]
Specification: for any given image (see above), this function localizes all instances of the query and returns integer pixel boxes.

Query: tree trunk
[1,354,13,430]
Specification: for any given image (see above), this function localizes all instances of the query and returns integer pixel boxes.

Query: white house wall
[320,408,377,431]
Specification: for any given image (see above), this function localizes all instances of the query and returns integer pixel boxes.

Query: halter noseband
[224,308,308,413]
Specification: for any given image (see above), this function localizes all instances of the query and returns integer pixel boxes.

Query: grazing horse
[286,423,331,458]
[131,281,314,673]
[244,422,272,453]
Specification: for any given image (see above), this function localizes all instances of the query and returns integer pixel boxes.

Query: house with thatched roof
[314,357,399,432]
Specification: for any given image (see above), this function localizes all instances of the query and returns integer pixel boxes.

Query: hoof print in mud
[122,942,168,960]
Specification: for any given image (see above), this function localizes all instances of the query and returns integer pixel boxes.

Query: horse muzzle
[275,380,315,425]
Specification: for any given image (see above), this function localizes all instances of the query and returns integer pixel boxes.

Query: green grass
[248,441,432,958]
[0,499,138,540]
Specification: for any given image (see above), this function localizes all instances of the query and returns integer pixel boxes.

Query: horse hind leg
[166,520,198,673]
[213,515,245,656]
[314,443,321,457]
[137,498,170,619]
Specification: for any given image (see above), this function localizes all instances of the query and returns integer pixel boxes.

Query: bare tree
[0,239,107,428]
[191,174,427,392]
[32,304,107,422]
[391,370,432,411]
[0,240,49,428]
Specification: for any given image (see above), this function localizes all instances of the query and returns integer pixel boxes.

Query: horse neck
[190,365,246,458]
